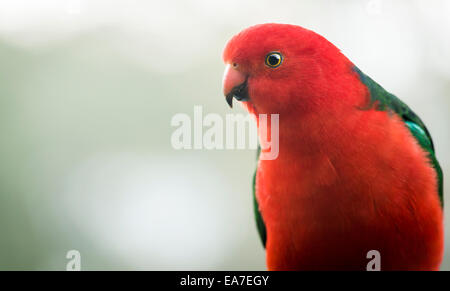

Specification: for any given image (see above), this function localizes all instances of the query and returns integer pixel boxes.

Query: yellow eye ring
[265,52,283,68]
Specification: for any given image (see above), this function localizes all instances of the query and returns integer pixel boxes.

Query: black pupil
[268,54,280,66]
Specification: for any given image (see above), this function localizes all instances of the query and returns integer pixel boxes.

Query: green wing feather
[253,145,267,247]
[353,66,443,206]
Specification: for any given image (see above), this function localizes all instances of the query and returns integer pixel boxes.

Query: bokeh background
[0,0,449,270]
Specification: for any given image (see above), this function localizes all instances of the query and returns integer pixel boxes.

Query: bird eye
[265,52,283,68]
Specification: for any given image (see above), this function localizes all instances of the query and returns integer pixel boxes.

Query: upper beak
[222,64,249,108]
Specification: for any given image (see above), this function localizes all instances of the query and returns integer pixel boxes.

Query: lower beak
[222,64,249,108]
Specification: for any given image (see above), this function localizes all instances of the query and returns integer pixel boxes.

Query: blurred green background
[0,0,449,270]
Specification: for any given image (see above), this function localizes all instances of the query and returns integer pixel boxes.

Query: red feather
[223,24,443,270]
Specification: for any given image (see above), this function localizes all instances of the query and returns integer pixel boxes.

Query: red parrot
[222,23,444,271]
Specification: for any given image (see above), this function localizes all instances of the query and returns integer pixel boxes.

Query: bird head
[222,23,359,118]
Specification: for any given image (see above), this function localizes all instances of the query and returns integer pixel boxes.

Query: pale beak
[222,64,249,108]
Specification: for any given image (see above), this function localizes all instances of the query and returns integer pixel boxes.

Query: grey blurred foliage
[0,0,449,270]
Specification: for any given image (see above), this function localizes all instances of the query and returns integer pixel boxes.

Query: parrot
[221,23,444,271]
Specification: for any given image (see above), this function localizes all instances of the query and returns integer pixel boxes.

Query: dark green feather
[353,66,443,206]
[253,145,267,247]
